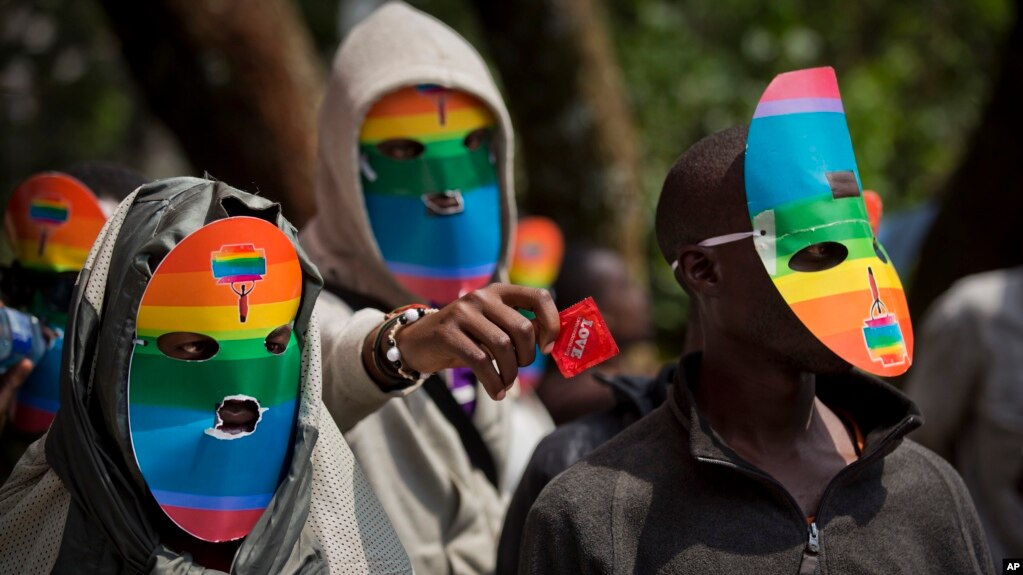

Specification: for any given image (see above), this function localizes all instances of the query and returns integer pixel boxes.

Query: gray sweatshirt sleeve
[315,293,420,433]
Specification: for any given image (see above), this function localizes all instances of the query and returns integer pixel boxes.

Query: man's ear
[675,245,720,295]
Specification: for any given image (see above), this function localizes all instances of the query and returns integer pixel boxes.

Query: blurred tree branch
[471,0,647,280]
[95,0,323,226]
[910,3,1022,319]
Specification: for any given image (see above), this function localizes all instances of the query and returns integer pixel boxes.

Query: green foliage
[0,0,139,199]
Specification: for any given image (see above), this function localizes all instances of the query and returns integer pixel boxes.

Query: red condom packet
[551,297,620,378]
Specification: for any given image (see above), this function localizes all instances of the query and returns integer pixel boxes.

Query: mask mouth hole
[421,190,465,216]
[206,395,265,440]
[788,242,849,272]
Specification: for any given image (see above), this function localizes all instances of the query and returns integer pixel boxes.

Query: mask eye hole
[377,139,425,160]
[463,128,490,152]
[788,242,849,272]
[873,238,889,264]
[157,332,220,361]
[264,324,292,355]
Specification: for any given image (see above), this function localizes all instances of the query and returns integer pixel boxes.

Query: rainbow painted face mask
[128,216,303,542]
[742,67,913,376]
[5,173,106,433]
[509,217,564,391]
[359,85,501,305]
[5,173,106,273]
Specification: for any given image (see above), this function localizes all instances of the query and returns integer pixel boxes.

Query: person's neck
[693,336,818,454]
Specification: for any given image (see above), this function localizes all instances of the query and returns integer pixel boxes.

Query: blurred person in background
[536,244,655,425]
[0,162,145,480]
[906,265,1023,571]
[501,216,562,495]
[299,3,556,573]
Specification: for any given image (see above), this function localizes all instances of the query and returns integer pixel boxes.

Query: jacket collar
[668,353,923,466]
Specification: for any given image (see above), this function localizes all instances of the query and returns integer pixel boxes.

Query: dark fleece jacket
[520,355,993,574]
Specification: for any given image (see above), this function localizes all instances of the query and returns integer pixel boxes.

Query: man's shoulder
[533,403,685,513]
[314,290,356,320]
[527,411,625,483]
[882,438,975,515]
[933,266,1023,320]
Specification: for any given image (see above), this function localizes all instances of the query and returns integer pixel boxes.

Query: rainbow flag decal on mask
[745,67,912,376]
[129,216,303,542]
[212,244,267,323]
[29,197,70,256]
[6,173,106,272]
[862,267,907,366]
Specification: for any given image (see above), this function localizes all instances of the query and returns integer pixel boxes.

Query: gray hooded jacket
[299,3,517,573]
[0,178,412,574]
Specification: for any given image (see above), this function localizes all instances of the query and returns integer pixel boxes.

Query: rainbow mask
[128,216,303,542]
[744,67,913,376]
[5,173,106,273]
[509,217,564,391]
[359,85,501,305]
[6,173,106,433]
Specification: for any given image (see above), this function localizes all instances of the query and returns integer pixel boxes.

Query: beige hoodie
[301,3,517,573]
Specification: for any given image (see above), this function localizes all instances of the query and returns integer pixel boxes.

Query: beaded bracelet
[371,314,408,388]
[384,307,439,384]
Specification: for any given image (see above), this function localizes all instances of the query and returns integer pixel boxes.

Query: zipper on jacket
[807,521,819,553]
[798,521,820,574]
[695,415,919,575]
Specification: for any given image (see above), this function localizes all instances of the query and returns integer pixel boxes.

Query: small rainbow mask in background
[5,173,106,273]
[128,216,303,542]
[744,67,912,377]
[509,217,564,392]
[6,172,106,434]
[359,84,502,305]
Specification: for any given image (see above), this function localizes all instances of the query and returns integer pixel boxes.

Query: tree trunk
[910,5,1023,319]
[471,0,646,279]
[95,0,323,226]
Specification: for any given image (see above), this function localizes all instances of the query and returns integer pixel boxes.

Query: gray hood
[300,1,516,309]
[45,177,327,573]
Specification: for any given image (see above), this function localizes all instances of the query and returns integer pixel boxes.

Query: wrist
[383,307,438,385]
[362,316,410,391]
[361,305,438,391]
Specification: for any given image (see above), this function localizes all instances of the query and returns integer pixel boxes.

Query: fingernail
[496,389,506,401]
[542,341,554,355]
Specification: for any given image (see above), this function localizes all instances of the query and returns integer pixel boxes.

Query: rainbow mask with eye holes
[128,216,303,542]
[359,85,501,305]
[744,67,913,376]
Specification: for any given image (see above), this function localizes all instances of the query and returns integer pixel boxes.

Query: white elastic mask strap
[671,230,766,270]
[697,230,763,247]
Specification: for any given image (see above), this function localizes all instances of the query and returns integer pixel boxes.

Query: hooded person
[0,177,413,574]
[0,165,147,480]
[299,2,525,573]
